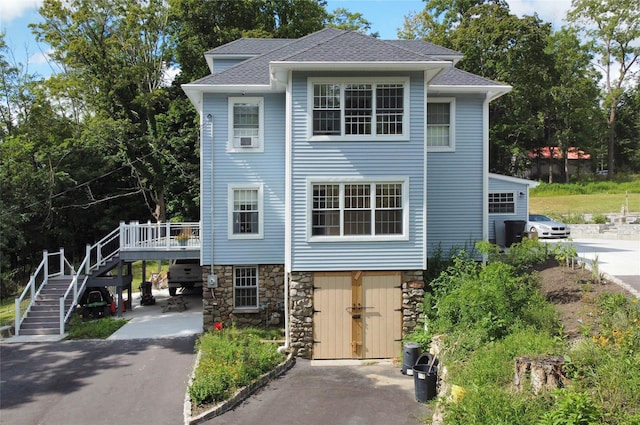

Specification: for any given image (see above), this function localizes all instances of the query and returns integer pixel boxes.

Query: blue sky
[1,0,572,79]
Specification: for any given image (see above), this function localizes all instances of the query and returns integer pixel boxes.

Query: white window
[309,78,409,140]
[228,97,264,152]
[488,192,515,214]
[427,98,455,151]
[234,266,258,309]
[228,184,264,239]
[309,180,408,240]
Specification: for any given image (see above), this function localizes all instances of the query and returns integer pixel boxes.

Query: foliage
[538,389,602,425]
[189,326,285,406]
[567,0,640,176]
[423,253,558,352]
[476,238,549,272]
[326,7,377,36]
[531,179,640,196]
[66,316,128,339]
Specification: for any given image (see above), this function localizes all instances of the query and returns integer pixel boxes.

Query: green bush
[188,326,285,406]
[426,257,558,349]
[538,389,602,425]
[591,214,608,224]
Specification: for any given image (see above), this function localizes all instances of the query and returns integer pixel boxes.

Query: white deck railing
[16,221,201,336]
[120,221,201,251]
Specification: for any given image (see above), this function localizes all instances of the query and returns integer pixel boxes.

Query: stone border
[184,352,296,425]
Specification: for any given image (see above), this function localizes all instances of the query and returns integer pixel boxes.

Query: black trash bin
[413,354,438,402]
[402,343,421,375]
[504,220,526,247]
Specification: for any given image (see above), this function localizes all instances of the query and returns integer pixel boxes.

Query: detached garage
[488,173,539,246]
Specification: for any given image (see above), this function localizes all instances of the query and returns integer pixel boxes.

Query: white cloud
[28,49,50,65]
[509,0,573,29]
[0,0,43,23]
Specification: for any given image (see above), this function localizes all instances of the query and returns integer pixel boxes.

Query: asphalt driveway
[200,359,430,425]
[0,337,197,425]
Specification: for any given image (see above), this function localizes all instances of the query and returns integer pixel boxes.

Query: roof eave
[429,84,512,101]
[270,60,452,73]
[182,83,278,109]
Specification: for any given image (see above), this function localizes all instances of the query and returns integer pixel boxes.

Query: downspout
[482,92,490,263]
[278,69,293,354]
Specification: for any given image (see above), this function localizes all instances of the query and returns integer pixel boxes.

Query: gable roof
[183,28,511,104]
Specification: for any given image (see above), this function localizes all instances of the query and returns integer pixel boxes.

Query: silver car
[527,214,570,238]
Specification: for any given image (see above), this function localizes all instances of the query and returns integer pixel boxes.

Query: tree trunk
[514,356,567,394]
[607,106,616,178]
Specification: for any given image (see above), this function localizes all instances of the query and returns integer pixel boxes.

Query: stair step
[19,328,60,336]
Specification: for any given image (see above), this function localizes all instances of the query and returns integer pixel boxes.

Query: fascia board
[429,85,512,101]
[270,61,452,73]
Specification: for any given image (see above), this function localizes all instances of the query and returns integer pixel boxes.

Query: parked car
[167,259,202,296]
[527,214,570,238]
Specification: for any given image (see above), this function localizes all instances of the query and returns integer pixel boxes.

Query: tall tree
[567,0,640,176]
[33,0,174,221]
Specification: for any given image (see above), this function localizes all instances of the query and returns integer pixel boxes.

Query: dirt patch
[536,261,634,339]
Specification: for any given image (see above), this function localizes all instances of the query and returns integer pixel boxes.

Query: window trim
[426,97,455,152]
[488,191,516,215]
[227,97,264,153]
[307,77,410,142]
[228,184,264,239]
[306,177,410,242]
[233,265,259,310]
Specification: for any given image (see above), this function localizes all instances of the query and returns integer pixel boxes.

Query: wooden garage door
[363,272,402,358]
[313,271,401,359]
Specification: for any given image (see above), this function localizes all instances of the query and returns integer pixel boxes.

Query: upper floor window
[228,184,264,239]
[228,97,264,152]
[427,98,455,151]
[309,78,409,140]
[488,192,515,214]
[309,180,408,240]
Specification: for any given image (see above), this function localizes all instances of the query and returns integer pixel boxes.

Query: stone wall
[202,265,285,331]
[402,270,425,335]
[288,271,314,359]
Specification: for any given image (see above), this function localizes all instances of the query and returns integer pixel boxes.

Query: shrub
[591,214,608,224]
[538,389,602,425]
[188,326,284,406]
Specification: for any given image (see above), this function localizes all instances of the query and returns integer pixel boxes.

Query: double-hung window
[228,97,264,152]
[427,98,455,151]
[234,266,258,309]
[310,180,407,240]
[488,192,515,214]
[228,184,263,239]
[310,78,408,140]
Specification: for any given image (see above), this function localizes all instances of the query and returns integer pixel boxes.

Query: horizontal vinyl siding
[488,177,530,241]
[427,94,484,256]
[212,58,245,74]
[203,92,286,266]
[290,71,426,271]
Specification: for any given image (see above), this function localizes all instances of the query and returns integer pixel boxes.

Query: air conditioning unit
[235,136,257,148]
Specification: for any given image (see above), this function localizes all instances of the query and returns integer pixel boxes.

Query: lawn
[530,192,640,216]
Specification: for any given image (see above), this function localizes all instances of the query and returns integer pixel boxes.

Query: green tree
[326,7,377,36]
[539,28,604,182]
[33,0,175,221]
[567,0,640,176]
[616,84,640,172]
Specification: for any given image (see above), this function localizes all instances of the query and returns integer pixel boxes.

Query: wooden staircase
[19,276,79,335]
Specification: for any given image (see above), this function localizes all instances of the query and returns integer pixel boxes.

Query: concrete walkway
[569,238,640,297]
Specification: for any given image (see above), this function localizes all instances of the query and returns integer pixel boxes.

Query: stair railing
[58,227,121,335]
[15,249,74,336]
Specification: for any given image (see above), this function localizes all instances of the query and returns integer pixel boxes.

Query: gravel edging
[184,352,296,425]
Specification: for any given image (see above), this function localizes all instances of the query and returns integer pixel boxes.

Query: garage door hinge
[313,286,320,290]
[394,308,402,312]
[394,285,402,289]
[313,309,321,314]
[313,340,321,344]
[394,338,403,342]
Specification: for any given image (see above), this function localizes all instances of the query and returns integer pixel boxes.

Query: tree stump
[514,356,567,394]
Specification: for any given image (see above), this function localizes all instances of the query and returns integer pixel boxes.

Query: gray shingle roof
[206,38,292,55]
[430,68,506,87]
[187,28,507,89]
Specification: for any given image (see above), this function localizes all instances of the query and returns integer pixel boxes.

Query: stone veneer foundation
[202,265,285,331]
[202,266,425,358]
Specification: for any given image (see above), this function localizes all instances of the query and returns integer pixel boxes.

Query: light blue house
[183,28,517,359]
